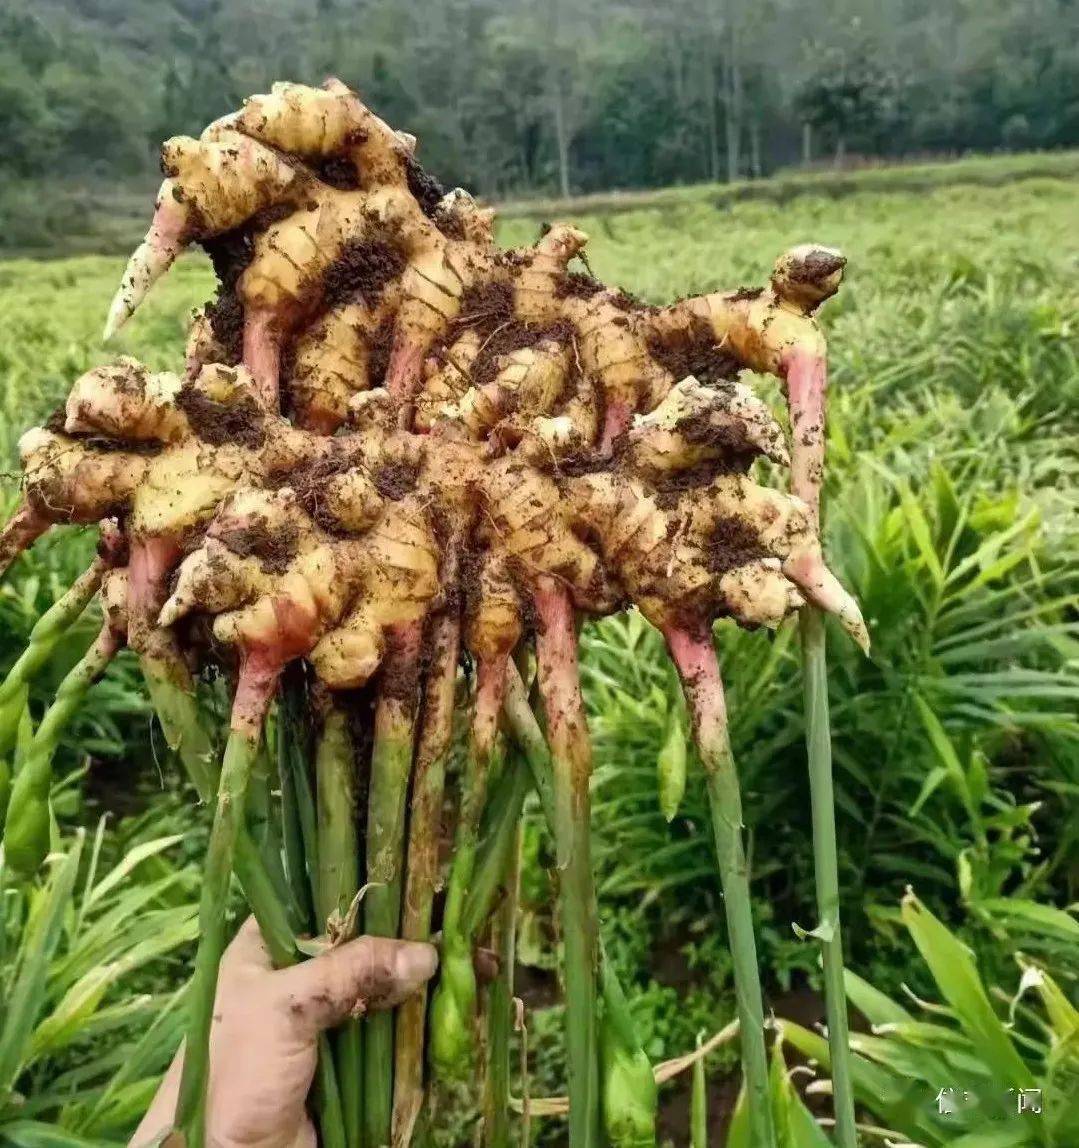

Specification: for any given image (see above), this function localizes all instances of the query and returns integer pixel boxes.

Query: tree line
[4,0,1078,200]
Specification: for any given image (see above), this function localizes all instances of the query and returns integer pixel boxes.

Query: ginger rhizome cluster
[1,79,866,1148]
[8,79,863,705]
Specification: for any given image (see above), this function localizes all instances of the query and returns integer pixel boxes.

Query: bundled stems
[392,611,461,1147]
[663,625,776,1148]
[3,623,120,875]
[533,578,599,1148]
[174,660,279,1148]
[363,622,423,1148]
[430,654,508,1078]
[800,607,857,1148]
[501,665,657,1146]
[137,639,295,958]
[501,665,555,824]
[278,667,319,923]
[278,670,347,1148]
[315,701,364,1148]
[483,820,521,1148]
[462,753,533,939]
[247,738,293,915]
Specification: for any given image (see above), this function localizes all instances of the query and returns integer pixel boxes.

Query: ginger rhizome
[1,79,866,1148]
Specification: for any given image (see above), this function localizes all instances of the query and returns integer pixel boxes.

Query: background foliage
[5,0,1079,250]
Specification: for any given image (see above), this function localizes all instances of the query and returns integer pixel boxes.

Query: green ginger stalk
[175,724,267,1146]
[392,611,460,1147]
[364,622,423,1148]
[662,624,776,1148]
[0,535,119,759]
[532,578,600,1148]
[3,622,120,876]
[690,1034,707,1148]
[502,663,657,1146]
[599,951,657,1148]
[430,655,508,1079]
[315,700,364,1148]
[483,818,521,1148]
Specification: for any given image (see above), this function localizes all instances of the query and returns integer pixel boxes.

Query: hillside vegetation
[5,0,1079,251]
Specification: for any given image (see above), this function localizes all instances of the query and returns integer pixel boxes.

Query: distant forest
[3,0,1078,201]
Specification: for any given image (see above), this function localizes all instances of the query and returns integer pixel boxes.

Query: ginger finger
[19,428,151,525]
[65,358,188,443]
[105,132,305,339]
[652,245,845,521]
[625,375,789,478]
[435,339,571,440]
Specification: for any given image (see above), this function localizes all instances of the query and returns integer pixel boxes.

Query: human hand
[132,917,438,1148]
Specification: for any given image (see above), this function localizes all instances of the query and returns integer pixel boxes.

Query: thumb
[273,936,438,1033]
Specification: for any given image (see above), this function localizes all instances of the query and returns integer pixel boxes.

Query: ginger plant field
[1,162,1077,1144]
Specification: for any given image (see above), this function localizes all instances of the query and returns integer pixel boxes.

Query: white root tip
[157,593,188,628]
[103,218,184,342]
[783,546,870,654]
[102,283,134,342]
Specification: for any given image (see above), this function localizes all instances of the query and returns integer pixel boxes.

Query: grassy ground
[499,147,1079,219]
[1,156,1077,1144]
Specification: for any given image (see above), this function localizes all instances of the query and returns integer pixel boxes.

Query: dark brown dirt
[554,270,604,300]
[378,639,424,702]
[436,211,467,241]
[494,249,533,272]
[322,235,408,311]
[280,449,358,531]
[609,286,652,313]
[456,543,485,622]
[64,432,157,456]
[216,512,299,574]
[703,515,767,575]
[366,314,395,389]
[729,285,764,302]
[204,289,244,364]
[469,318,573,390]
[546,448,602,478]
[338,681,377,851]
[454,280,514,333]
[406,154,447,218]
[651,461,722,508]
[176,382,266,448]
[444,278,575,391]
[785,249,845,285]
[674,410,758,471]
[373,458,419,500]
[647,316,741,387]
[110,362,151,395]
[312,155,361,191]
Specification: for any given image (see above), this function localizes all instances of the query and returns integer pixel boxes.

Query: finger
[223,915,277,975]
[130,1044,184,1147]
[274,937,438,1033]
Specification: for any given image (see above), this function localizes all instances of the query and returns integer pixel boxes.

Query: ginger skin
[9,76,866,709]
